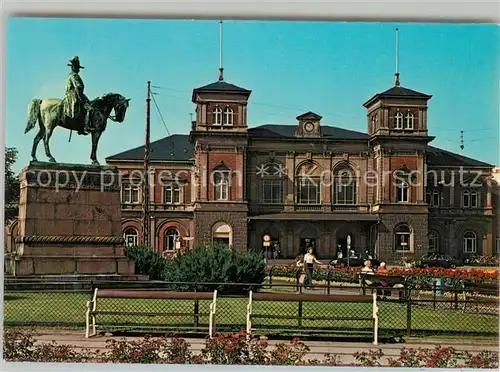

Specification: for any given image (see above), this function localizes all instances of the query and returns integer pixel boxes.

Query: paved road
[30,330,499,365]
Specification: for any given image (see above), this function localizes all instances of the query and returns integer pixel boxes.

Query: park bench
[359,274,407,299]
[246,292,381,345]
[462,282,499,314]
[85,288,217,338]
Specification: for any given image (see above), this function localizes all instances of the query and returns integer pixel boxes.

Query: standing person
[303,247,322,289]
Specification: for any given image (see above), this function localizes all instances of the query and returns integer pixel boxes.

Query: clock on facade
[304,122,314,132]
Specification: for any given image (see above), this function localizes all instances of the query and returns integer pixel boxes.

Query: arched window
[394,224,412,252]
[395,111,403,129]
[212,108,223,125]
[213,222,232,247]
[428,231,439,252]
[334,167,356,205]
[124,228,138,247]
[164,228,180,252]
[463,190,479,208]
[426,189,441,207]
[223,107,233,125]
[213,167,230,201]
[404,112,414,129]
[463,231,477,253]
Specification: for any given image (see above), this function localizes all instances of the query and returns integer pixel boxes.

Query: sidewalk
[30,330,499,365]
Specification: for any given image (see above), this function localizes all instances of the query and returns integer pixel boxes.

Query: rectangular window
[394,113,403,130]
[125,235,138,247]
[214,172,230,201]
[432,191,440,207]
[395,233,411,251]
[261,180,284,204]
[296,178,320,204]
[427,190,441,207]
[471,192,478,208]
[121,184,140,204]
[335,183,356,204]
[396,181,409,203]
[463,192,470,207]
[164,184,182,204]
[463,190,479,208]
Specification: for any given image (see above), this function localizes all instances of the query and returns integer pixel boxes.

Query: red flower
[132,351,142,360]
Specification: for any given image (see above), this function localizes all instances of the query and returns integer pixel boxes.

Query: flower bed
[267,265,499,289]
[3,330,498,368]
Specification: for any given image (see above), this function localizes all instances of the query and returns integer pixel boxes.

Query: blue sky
[5,18,499,172]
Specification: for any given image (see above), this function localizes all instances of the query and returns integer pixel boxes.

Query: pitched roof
[248,124,369,140]
[426,146,493,168]
[192,80,251,102]
[105,126,492,169]
[363,85,432,107]
[296,111,323,121]
[105,134,194,163]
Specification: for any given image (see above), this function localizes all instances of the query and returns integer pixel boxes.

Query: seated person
[377,262,388,274]
[361,260,374,274]
[361,260,374,286]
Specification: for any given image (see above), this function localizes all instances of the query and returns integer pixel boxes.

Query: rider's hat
[68,56,84,69]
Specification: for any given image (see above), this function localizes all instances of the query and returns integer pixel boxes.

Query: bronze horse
[25,93,130,165]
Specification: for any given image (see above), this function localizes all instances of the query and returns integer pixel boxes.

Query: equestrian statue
[24,56,131,165]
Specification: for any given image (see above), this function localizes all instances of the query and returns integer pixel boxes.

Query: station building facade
[97,73,499,264]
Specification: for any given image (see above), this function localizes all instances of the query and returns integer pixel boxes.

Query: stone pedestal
[7,162,135,276]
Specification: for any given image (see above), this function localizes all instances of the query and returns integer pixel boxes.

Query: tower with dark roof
[362,65,436,260]
[189,22,252,251]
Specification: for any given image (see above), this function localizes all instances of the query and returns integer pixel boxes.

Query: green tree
[163,244,266,294]
[5,147,20,223]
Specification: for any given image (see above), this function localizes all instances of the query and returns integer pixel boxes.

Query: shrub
[266,264,499,288]
[3,330,499,368]
[163,243,266,294]
[3,329,98,363]
[124,245,166,280]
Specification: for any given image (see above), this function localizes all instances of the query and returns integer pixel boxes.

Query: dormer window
[223,107,233,125]
[404,112,414,130]
[212,108,223,126]
[395,111,403,129]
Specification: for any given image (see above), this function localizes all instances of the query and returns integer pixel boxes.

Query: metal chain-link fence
[4,281,498,338]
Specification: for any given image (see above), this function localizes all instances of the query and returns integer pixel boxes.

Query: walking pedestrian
[303,247,322,289]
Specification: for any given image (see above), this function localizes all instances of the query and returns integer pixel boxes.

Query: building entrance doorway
[300,238,316,254]
[336,234,354,257]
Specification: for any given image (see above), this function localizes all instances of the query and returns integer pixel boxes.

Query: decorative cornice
[15,236,125,245]
[22,170,120,191]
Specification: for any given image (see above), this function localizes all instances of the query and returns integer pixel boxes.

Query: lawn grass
[3,292,498,336]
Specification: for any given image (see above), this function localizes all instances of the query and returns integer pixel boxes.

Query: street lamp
[347,235,351,267]
[263,234,271,264]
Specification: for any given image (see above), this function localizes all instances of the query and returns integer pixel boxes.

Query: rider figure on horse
[62,56,92,135]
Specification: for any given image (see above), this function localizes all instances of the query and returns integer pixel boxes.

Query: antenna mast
[460,130,464,151]
[218,20,224,81]
[394,28,400,86]
[142,81,151,248]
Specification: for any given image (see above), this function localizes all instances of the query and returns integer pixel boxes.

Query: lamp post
[263,234,271,263]
[347,235,351,267]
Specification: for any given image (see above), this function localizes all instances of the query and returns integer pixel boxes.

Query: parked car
[417,253,462,269]
[330,256,381,269]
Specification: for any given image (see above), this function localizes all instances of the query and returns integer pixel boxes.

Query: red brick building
[103,75,499,264]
